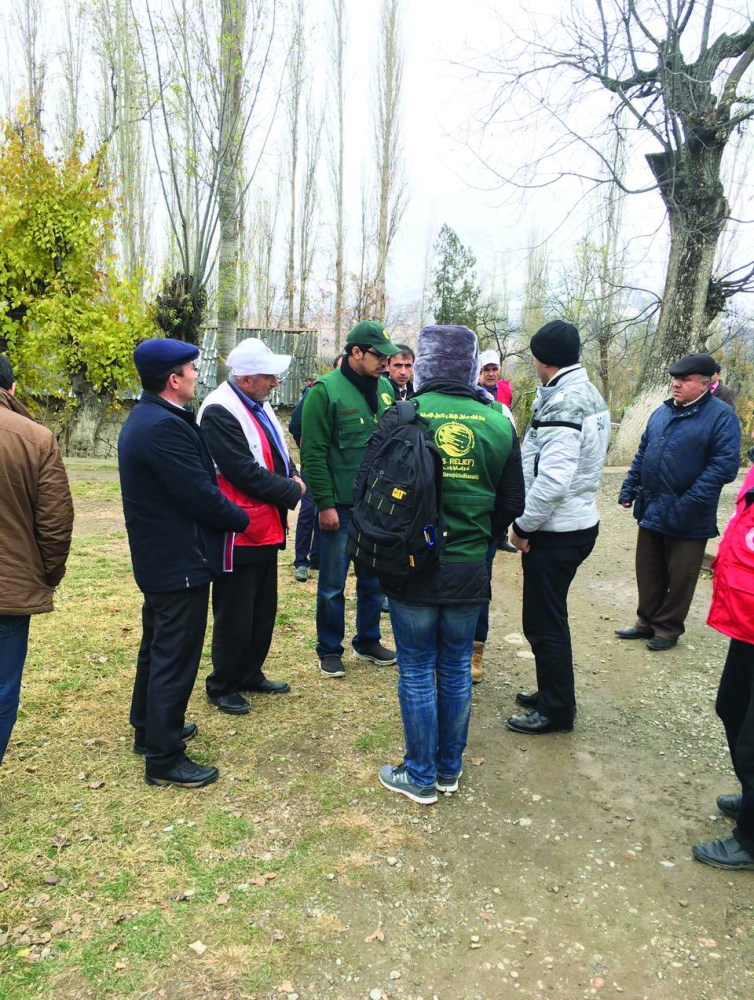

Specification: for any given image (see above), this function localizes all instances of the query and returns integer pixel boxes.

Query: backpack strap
[395,398,418,425]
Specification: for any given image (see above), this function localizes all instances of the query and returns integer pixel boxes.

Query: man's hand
[509,528,530,553]
[291,475,306,496]
[620,501,632,509]
[319,507,339,531]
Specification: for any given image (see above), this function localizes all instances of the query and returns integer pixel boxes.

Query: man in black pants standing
[198,338,304,714]
[119,339,249,788]
[507,321,611,735]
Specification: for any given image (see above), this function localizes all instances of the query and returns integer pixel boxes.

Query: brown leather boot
[471,641,484,684]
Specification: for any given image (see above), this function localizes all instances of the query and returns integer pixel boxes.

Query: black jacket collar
[139,390,197,426]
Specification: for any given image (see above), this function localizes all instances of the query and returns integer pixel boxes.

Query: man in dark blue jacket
[118,339,249,788]
[616,353,740,651]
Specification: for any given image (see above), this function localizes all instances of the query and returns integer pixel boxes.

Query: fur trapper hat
[413,325,480,391]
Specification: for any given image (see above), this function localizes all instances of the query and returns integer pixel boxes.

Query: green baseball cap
[346,320,402,357]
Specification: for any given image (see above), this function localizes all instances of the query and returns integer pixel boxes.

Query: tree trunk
[597,333,610,410]
[65,373,109,457]
[286,2,304,329]
[217,0,245,383]
[609,142,728,463]
[331,0,346,348]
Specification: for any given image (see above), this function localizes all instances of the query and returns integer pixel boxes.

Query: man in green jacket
[301,322,401,677]
[357,325,525,803]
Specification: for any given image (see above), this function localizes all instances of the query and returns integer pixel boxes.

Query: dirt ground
[292,469,752,1000]
[58,462,752,1000]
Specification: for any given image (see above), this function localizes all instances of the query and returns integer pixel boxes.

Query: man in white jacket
[508,321,611,734]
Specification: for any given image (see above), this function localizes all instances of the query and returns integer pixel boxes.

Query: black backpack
[347,399,445,590]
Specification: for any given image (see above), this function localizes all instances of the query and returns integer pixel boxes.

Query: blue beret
[133,339,200,378]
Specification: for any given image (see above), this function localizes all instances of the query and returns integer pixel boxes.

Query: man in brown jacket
[0,355,74,764]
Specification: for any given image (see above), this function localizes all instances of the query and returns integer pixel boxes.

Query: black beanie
[530,321,580,367]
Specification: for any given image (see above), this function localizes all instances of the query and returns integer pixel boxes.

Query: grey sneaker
[379,763,437,805]
[436,770,462,794]
[355,643,397,665]
[294,566,309,582]
[320,655,345,678]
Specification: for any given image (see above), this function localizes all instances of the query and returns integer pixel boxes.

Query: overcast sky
[1,0,752,325]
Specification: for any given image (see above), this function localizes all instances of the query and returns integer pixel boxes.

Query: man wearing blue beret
[118,338,250,788]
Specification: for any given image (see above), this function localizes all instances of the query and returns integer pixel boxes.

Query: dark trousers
[473,541,497,644]
[207,556,278,697]
[522,536,596,723]
[716,638,754,852]
[0,614,31,764]
[130,584,209,771]
[635,528,707,639]
[294,476,318,569]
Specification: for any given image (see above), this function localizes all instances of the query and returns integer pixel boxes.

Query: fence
[197,327,320,407]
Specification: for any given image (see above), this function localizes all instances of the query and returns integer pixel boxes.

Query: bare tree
[284,0,305,328]
[133,0,281,355]
[14,0,46,134]
[94,0,151,284]
[418,209,437,329]
[217,0,247,379]
[462,1,754,459]
[351,170,378,324]
[328,0,347,346]
[373,0,407,323]
[520,238,549,339]
[298,96,323,327]
[252,174,282,328]
[59,0,86,155]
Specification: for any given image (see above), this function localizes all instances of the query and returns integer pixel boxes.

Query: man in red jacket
[198,338,305,715]
[693,443,754,871]
[478,349,513,407]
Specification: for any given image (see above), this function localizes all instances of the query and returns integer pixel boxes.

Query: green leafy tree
[432,224,481,328]
[0,115,153,450]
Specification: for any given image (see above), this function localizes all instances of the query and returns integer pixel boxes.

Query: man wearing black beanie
[507,321,611,734]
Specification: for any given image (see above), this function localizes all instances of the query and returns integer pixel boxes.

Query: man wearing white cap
[198,338,305,715]
[478,349,512,408]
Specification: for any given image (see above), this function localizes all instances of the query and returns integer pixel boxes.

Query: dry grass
[0,466,408,999]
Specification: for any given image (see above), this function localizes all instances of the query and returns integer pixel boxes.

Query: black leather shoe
[646,636,677,651]
[206,692,251,715]
[717,793,743,819]
[245,678,290,694]
[506,710,573,735]
[516,690,540,708]
[615,626,654,639]
[145,758,219,788]
[498,539,520,553]
[692,835,754,871]
[133,723,197,756]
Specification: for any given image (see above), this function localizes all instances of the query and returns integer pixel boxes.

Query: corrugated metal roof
[197,327,320,407]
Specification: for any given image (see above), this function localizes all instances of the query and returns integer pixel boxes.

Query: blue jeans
[473,540,497,643]
[316,505,383,658]
[0,615,31,764]
[389,599,481,787]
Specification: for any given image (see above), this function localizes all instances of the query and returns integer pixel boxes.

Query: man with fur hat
[301,321,400,678]
[1,355,73,765]
[119,338,249,788]
[361,325,524,803]
[198,338,305,715]
[508,321,611,735]
[616,353,740,651]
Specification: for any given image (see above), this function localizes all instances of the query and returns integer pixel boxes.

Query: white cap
[479,349,500,367]
[227,338,291,376]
